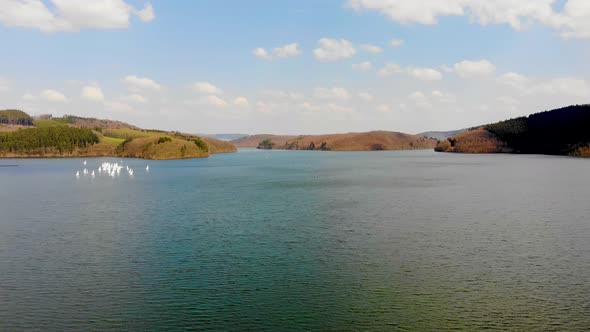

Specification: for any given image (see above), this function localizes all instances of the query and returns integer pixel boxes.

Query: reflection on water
[1,150,589,330]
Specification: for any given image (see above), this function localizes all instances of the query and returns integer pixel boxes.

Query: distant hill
[198,133,249,141]
[233,131,437,151]
[0,110,236,159]
[62,115,141,130]
[232,134,297,148]
[418,129,463,140]
[0,110,34,126]
[435,104,590,157]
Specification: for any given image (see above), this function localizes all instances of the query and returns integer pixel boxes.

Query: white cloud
[324,103,355,114]
[22,93,36,100]
[233,96,249,107]
[408,91,432,108]
[347,0,590,39]
[409,91,426,101]
[407,67,443,81]
[358,92,374,101]
[499,72,530,90]
[352,61,373,71]
[204,95,228,108]
[558,0,590,39]
[313,38,356,61]
[123,75,162,91]
[255,101,276,114]
[314,87,351,100]
[498,96,520,105]
[273,43,302,58]
[378,62,403,77]
[81,85,104,102]
[379,62,442,80]
[439,65,453,73]
[259,90,304,100]
[360,44,383,53]
[105,101,133,112]
[254,42,301,60]
[453,59,496,78]
[0,0,155,32]
[376,104,393,113]
[0,78,10,92]
[253,47,272,60]
[390,39,405,47]
[347,0,464,25]
[431,90,456,103]
[192,82,222,94]
[41,89,68,102]
[498,72,590,98]
[136,3,155,22]
[530,77,590,97]
[124,94,148,103]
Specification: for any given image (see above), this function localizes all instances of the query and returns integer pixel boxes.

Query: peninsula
[0,110,236,159]
[232,131,437,151]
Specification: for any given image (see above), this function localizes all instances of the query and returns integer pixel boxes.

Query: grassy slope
[33,119,67,128]
[1,113,237,159]
[233,132,437,151]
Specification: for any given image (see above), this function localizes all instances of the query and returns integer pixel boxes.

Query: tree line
[0,126,99,154]
[0,109,34,126]
[484,104,590,154]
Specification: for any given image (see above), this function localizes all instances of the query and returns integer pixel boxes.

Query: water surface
[1,150,589,330]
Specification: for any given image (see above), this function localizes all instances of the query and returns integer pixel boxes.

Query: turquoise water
[1,149,589,331]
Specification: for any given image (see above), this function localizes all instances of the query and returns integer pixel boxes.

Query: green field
[102,128,153,140]
[101,136,126,146]
[33,119,67,128]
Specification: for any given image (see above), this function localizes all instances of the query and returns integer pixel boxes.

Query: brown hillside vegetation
[284,131,437,151]
[435,128,508,153]
[572,146,590,157]
[232,134,297,148]
[62,115,140,130]
[115,136,209,160]
[0,124,27,132]
[234,131,437,151]
[201,137,238,153]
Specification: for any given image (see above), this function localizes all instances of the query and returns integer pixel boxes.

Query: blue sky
[1,0,589,134]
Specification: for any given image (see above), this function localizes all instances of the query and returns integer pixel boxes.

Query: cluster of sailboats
[75,160,149,179]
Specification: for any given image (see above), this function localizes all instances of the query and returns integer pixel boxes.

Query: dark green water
[1,150,589,331]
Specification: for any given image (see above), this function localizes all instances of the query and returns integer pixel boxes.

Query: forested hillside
[484,105,590,155]
[436,104,590,157]
[0,127,99,154]
[0,110,34,126]
[0,110,236,159]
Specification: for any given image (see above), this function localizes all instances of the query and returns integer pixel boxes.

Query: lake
[1,149,589,331]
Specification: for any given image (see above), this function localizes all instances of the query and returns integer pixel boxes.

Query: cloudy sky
[1,0,589,135]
